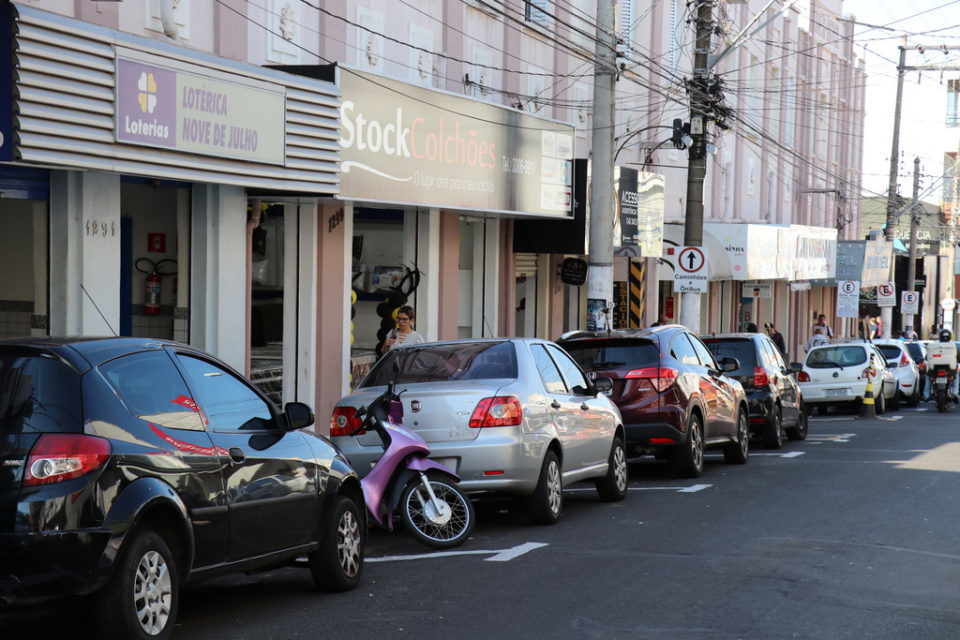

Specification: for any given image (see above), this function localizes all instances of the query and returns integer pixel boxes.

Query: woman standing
[384,305,424,350]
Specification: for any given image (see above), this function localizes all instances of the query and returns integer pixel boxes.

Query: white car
[872,339,921,406]
[799,342,898,414]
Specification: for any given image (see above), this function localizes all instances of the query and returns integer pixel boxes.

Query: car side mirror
[284,402,315,430]
[593,377,613,395]
[788,362,803,374]
[720,356,739,373]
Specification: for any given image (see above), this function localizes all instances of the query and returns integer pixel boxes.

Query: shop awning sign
[837,280,860,318]
[674,246,708,293]
[877,281,896,307]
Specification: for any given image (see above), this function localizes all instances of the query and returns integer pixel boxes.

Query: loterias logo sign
[338,68,574,217]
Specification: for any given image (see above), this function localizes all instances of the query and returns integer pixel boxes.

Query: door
[547,344,611,467]
[689,333,738,436]
[530,343,588,470]
[175,352,318,560]
[762,337,800,426]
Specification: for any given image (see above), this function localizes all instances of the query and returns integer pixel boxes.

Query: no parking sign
[877,282,896,307]
[901,291,919,314]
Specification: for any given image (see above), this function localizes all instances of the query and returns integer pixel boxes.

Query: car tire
[764,407,784,449]
[309,494,364,592]
[95,530,179,640]
[525,451,562,525]
[595,437,628,501]
[908,386,920,407]
[875,383,886,414]
[672,412,704,478]
[786,407,808,441]
[723,409,749,464]
[889,384,901,411]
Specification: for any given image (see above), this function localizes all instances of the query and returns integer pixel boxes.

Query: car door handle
[229,447,245,464]
[550,400,561,409]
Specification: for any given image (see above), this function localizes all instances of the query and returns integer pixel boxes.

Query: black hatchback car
[701,333,808,448]
[0,337,365,640]
[559,325,749,478]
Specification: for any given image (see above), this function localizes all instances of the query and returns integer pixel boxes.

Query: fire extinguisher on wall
[135,258,177,315]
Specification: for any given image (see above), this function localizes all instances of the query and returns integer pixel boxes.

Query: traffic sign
[901,291,919,315]
[876,282,896,307]
[837,280,860,318]
[942,298,956,312]
[674,246,708,293]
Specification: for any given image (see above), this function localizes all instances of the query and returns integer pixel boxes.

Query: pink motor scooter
[344,383,474,549]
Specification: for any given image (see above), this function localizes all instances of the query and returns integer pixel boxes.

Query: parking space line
[751,451,805,458]
[807,433,857,443]
[365,542,549,564]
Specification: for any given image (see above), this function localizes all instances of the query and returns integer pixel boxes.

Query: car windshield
[361,341,518,386]
[703,339,756,375]
[0,350,83,435]
[560,338,659,371]
[876,345,903,360]
[806,346,867,368]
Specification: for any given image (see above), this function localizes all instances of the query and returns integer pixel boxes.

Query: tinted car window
[689,334,718,369]
[905,343,923,363]
[101,351,204,431]
[177,355,274,432]
[547,345,589,392]
[362,342,518,386]
[561,339,659,371]
[0,352,82,435]
[704,339,756,375]
[766,338,786,369]
[876,344,902,360]
[807,346,867,367]
[531,344,567,394]
[670,334,700,366]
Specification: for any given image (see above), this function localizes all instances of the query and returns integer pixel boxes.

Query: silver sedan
[330,338,628,524]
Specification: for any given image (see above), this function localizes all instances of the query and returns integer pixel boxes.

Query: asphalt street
[4,403,960,639]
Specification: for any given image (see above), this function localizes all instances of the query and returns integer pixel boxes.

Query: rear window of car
[876,344,903,360]
[0,351,83,435]
[361,341,518,386]
[560,338,659,371]
[806,346,867,368]
[904,343,923,362]
[703,339,757,374]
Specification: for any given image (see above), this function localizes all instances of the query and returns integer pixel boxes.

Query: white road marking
[619,484,713,493]
[677,483,712,493]
[807,433,857,443]
[877,415,903,421]
[366,542,549,564]
[751,451,806,458]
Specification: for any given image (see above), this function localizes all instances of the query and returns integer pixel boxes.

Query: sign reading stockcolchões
[115,56,286,165]
[337,67,574,217]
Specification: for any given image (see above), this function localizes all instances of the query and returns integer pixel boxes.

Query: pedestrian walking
[812,313,834,339]
[765,322,787,357]
[806,327,829,353]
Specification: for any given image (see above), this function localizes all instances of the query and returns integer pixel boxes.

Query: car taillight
[899,353,911,368]
[624,367,678,392]
[798,371,810,382]
[754,366,770,387]
[469,396,523,428]
[24,434,111,487]
[330,406,364,436]
[936,369,948,378]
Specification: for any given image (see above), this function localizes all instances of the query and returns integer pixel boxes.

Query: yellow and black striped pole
[629,260,646,328]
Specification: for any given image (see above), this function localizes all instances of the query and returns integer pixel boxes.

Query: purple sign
[116,60,176,147]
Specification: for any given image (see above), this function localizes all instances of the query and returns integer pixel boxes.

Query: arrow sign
[674,246,708,293]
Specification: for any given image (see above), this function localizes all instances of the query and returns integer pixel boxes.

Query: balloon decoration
[374,266,421,357]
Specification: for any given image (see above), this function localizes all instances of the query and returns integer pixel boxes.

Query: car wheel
[889,384,901,410]
[763,407,784,449]
[908,385,920,407]
[595,437,628,501]
[95,530,179,640]
[309,494,364,592]
[723,409,749,464]
[786,406,808,441]
[672,413,704,478]
[875,383,885,414]
[525,451,562,525]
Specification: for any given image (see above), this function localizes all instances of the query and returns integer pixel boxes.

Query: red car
[558,325,749,477]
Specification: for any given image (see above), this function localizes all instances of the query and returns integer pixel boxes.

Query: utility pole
[678,0,714,331]
[585,0,617,330]
[881,43,907,340]
[905,156,920,338]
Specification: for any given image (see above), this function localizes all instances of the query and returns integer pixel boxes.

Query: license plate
[825,388,850,397]
[935,378,948,387]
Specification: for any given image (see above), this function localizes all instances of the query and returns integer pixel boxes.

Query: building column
[437,211,460,341]
[49,170,121,336]
[415,207,441,342]
[190,183,247,373]
[316,201,347,428]
[31,201,48,337]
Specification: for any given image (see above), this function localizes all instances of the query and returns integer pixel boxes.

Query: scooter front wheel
[400,474,475,549]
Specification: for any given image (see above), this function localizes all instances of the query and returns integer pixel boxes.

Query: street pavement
[4,402,960,639]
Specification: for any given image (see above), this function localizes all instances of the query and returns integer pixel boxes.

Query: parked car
[701,333,808,449]
[903,340,927,400]
[798,341,898,413]
[557,325,749,478]
[331,338,628,525]
[872,339,921,406]
[0,337,364,640]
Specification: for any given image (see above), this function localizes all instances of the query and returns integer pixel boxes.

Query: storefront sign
[636,172,665,258]
[116,56,286,165]
[674,246,708,293]
[704,223,789,280]
[861,240,892,287]
[837,280,860,318]
[338,68,574,217]
[790,225,837,281]
[744,282,772,299]
[560,257,587,286]
[617,167,638,246]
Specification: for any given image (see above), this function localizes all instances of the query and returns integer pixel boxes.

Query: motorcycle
[930,366,957,413]
[926,341,958,413]
[347,383,474,548]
